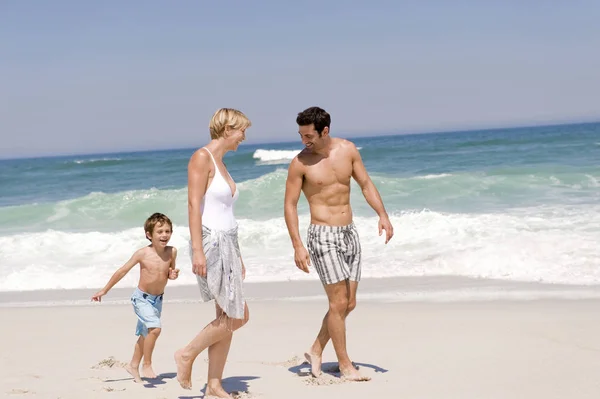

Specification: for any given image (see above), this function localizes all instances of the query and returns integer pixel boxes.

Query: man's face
[298,124,326,150]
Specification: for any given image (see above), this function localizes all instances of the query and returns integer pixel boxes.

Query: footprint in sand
[91,356,127,369]
[231,391,255,399]
[266,355,304,368]
[101,386,126,392]
[7,389,35,395]
[303,374,344,386]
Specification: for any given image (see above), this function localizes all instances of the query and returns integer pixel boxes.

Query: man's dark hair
[296,106,331,136]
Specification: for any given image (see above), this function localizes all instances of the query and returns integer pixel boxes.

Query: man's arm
[350,143,394,243]
[91,250,141,301]
[284,158,311,272]
[284,158,305,249]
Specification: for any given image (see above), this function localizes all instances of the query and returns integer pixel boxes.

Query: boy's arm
[168,247,179,280]
[91,250,142,302]
[350,142,394,244]
[284,158,310,273]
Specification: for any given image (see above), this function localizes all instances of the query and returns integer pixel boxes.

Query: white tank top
[200,147,239,231]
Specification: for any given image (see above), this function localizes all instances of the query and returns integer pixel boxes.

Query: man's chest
[303,157,352,187]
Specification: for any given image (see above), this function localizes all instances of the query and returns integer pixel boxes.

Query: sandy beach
[2,277,600,399]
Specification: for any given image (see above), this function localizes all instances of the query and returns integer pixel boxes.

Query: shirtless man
[284,106,393,381]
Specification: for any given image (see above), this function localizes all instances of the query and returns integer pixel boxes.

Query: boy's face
[146,222,172,247]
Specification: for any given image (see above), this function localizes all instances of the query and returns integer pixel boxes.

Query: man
[284,106,393,381]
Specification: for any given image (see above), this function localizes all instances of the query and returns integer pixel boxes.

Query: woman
[175,108,251,397]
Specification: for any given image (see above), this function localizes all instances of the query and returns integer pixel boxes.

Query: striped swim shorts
[307,223,362,285]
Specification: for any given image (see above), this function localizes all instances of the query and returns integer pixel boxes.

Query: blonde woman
[175,108,251,397]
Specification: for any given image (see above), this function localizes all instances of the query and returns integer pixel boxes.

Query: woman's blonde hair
[209,108,252,139]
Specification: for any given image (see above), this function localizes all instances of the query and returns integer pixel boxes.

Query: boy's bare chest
[140,254,171,273]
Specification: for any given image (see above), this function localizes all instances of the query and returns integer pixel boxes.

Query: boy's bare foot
[125,364,143,383]
[340,367,371,382]
[206,382,233,398]
[141,364,157,379]
[174,349,192,390]
[304,352,322,377]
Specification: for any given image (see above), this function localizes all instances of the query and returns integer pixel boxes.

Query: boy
[91,212,179,383]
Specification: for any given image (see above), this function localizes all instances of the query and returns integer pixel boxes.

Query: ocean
[1,122,599,293]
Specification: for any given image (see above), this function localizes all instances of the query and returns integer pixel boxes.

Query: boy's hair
[144,213,173,241]
[209,108,252,140]
[296,106,331,136]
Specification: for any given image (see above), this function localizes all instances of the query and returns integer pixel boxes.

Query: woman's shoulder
[189,148,212,167]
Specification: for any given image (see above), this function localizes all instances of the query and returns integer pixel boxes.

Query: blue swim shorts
[131,287,163,337]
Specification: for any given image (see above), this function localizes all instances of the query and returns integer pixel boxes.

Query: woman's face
[225,127,247,151]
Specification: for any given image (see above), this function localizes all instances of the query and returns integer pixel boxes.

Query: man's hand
[91,290,106,302]
[241,259,246,280]
[378,215,394,244]
[294,246,311,273]
[192,251,207,277]
[168,268,180,280]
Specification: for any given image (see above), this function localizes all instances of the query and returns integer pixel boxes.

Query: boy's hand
[168,268,180,280]
[91,290,106,302]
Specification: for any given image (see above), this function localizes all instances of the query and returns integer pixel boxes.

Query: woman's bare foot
[174,349,193,389]
[340,366,371,382]
[206,382,233,398]
[141,363,157,379]
[304,352,322,377]
[125,363,143,383]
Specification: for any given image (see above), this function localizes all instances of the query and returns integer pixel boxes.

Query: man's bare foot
[206,382,233,399]
[340,367,371,382]
[125,364,143,383]
[304,352,322,377]
[141,363,157,379]
[174,349,193,390]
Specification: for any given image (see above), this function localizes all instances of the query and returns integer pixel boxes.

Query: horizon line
[2,119,599,162]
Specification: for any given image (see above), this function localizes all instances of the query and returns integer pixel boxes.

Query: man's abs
[308,202,353,226]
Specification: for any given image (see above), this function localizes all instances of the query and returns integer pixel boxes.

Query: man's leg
[323,281,368,380]
[125,335,144,383]
[305,280,359,376]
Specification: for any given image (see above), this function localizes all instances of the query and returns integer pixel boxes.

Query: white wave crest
[252,147,363,164]
[252,149,300,164]
[414,173,453,180]
[72,158,122,164]
[1,205,600,292]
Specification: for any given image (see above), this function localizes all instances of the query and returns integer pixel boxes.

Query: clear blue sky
[1,1,599,159]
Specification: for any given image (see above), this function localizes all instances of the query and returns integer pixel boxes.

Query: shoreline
[3,275,600,308]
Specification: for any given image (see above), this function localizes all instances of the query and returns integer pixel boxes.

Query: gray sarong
[190,225,245,320]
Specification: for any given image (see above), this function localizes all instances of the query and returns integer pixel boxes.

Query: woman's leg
[175,302,249,390]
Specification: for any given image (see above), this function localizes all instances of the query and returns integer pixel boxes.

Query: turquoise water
[1,122,599,291]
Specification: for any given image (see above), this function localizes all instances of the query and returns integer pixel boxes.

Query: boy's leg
[125,334,144,383]
[131,290,162,379]
[141,327,161,378]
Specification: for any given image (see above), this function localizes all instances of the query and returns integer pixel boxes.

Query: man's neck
[313,137,332,157]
